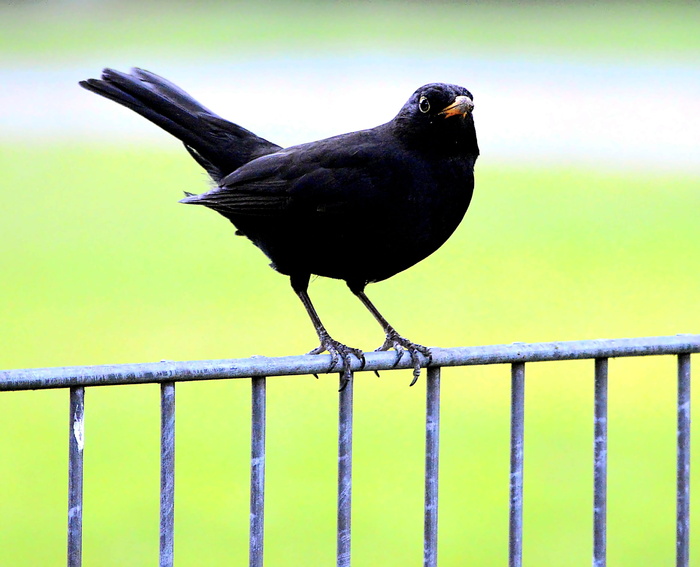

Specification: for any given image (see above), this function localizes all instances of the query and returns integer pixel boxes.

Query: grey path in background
[2,55,698,172]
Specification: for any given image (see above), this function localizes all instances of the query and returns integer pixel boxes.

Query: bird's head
[393,83,479,158]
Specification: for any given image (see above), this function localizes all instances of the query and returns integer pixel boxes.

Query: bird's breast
[339,155,475,283]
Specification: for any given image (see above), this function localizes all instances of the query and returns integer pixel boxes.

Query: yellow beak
[438,95,474,118]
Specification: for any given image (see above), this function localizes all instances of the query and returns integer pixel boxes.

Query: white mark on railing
[73,410,84,452]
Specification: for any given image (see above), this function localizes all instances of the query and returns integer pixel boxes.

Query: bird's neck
[389,120,479,160]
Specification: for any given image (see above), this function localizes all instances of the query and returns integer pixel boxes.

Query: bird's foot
[376,331,432,386]
[308,333,365,390]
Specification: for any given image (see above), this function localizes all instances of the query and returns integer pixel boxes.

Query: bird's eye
[418,96,430,113]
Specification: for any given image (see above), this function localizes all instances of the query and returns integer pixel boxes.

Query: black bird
[80,68,479,385]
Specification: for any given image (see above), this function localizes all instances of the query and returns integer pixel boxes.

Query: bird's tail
[80,68,281,182]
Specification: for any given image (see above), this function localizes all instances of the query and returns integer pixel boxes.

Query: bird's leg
[352,288,432,386]
[292,278,365,388]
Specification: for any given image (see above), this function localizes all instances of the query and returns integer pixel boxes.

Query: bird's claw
[375,331,432,386]
[308,335,365,389]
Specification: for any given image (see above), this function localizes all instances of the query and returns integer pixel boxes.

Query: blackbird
[80,68,479,385]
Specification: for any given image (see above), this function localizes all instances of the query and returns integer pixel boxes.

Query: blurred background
[1,1,698,565]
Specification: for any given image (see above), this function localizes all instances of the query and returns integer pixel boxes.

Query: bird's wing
[187,131,403,218]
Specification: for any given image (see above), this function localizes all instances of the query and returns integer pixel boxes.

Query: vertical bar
[337,373,354,567]
[423,366,441,567]
[68,386,85,567]
[677,353,691,567]
[250,377,267,567]
[509,362,525,567]
[593,358,608,567]
[160,382,176,567]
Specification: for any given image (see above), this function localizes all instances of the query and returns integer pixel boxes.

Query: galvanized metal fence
[1,334,698,566]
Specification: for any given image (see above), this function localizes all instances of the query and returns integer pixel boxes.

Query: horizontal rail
[2,335,698,391]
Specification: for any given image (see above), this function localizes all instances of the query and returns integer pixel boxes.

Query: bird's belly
[243,176,472,284]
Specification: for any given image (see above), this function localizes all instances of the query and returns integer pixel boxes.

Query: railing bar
[249,377,267,567]
[509,362,525,567]
[67,386,85,567]
[677,353,691,567]
[337,373,354,567]
[423,366,441,567]
[593,358,608,567]
[159,382,176,567]
[4,335,699,391]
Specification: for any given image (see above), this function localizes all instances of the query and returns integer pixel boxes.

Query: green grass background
[1,2,699,566]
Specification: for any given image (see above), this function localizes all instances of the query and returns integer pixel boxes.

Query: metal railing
[1,334,698,566]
